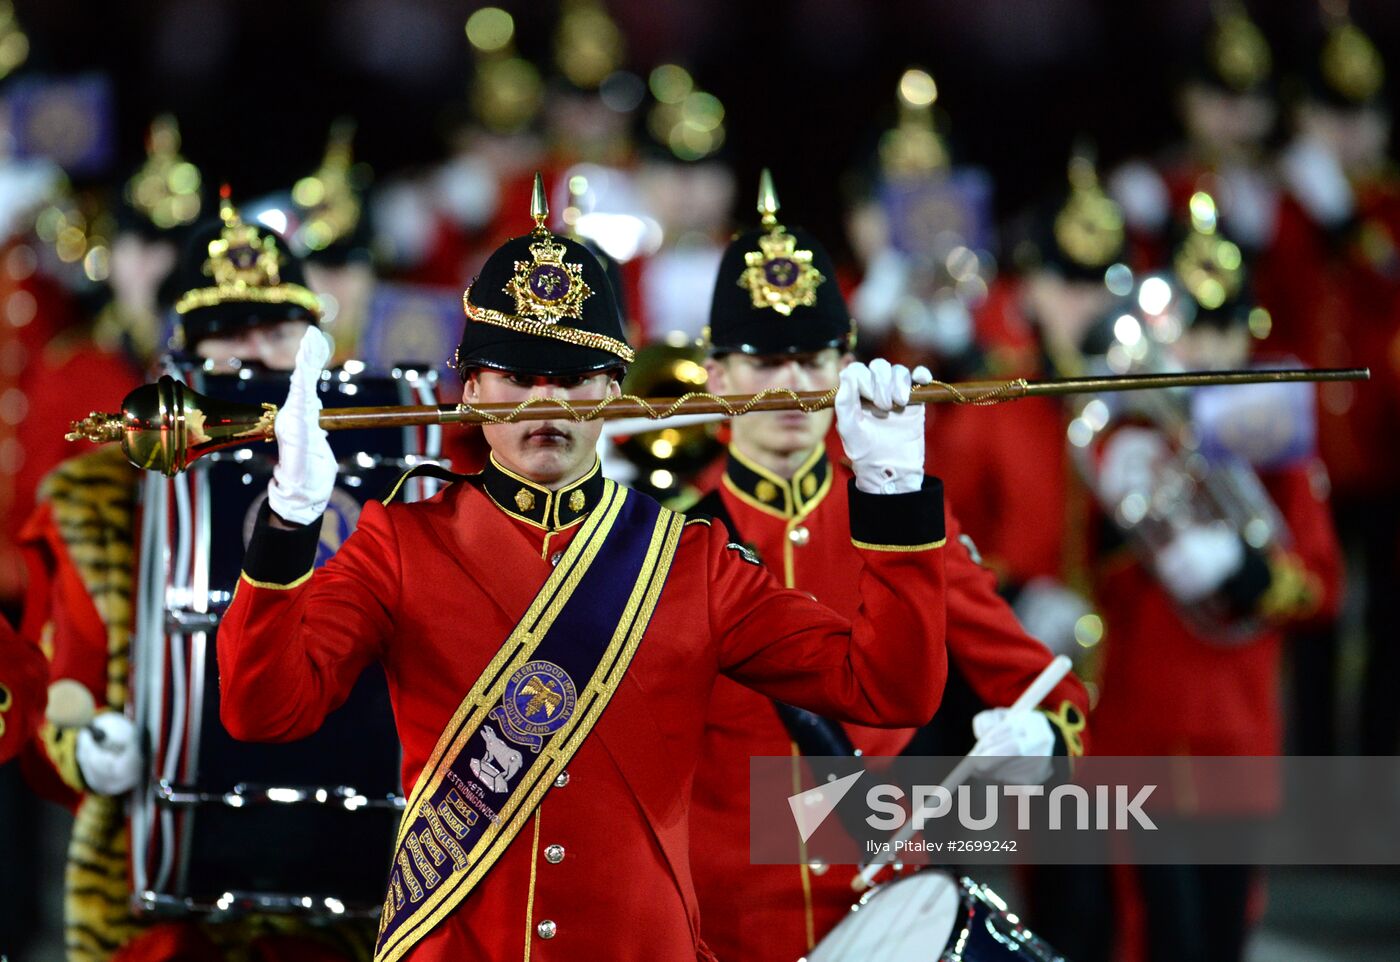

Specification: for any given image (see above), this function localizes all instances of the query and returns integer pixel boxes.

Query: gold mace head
[65,375,278,477]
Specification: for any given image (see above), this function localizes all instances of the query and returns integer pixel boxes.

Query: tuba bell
[1065,273,1297,639]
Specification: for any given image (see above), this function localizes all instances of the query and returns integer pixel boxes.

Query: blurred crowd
[0,0,1397,959]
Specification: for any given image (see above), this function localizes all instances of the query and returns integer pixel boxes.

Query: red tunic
[0,611,45,764]
[217,457,950,962]
[687,445,1088,962]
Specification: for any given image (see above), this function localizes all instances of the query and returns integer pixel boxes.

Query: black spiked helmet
[456,173,634,377]
[707,169,855,356]
[171,192,322,348]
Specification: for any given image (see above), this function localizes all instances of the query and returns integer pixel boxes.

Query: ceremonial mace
[66,367,1369,477]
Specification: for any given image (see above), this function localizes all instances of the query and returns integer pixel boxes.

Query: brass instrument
[1065,277,1314,636]
[68,366,1368,478]
[606,342,722,499]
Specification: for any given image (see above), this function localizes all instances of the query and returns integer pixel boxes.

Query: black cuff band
[848,477,946,551]
[242,501,323,587]
[1219,542,1272,617]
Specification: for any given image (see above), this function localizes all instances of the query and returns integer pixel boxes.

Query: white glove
[76,711,141,796]
[1096,426,1170,509]
[1013,577,1094,657]
[970,708,1055,784]
[1155,522,1245,604]
[835,359,932,495]
[268,328,336,526]
[1279,136,1354,228]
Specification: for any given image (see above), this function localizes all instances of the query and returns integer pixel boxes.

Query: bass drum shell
[805,869,1065,962]
[132,361,439,916]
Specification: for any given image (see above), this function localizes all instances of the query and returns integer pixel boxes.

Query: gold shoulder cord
[453,379,1030,425]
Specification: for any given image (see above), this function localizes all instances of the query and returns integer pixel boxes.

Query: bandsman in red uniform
[18,199,373,962]
[1257,9,1400,754]
[687,172,1089,962]
[1109,3,1281,268]
[215,177,952,962]
[946,152,1124,659]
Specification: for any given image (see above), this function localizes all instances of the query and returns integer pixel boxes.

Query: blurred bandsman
[1077,200,1342,961]
[93,115,202,369]
[1257,5,1400,754]
[1109,2,1281,262]
[847,67,996,378]
[17,197,374,962]
[688,172,1087,962]
[943,150,1122,658]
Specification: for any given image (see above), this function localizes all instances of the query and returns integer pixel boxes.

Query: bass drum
[129,359,441,919]
[805,870,1064,962]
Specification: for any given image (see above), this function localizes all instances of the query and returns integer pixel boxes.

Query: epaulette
[380,462,480,505]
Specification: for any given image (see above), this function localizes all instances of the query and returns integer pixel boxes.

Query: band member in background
[1080,213,1343,960]
[17,197,371,962]
[687,172,1088,962]
[1109,2,1280,267]
[941,152,1122,660]
[1257,8,1400,755]
[216,179,952,962]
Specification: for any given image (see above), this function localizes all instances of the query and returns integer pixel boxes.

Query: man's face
[1171,323,1252,371]
[1180,84,1277,157]
[465,368,619,486]
[109,234,176,314]
[194,319,313,371]
[1297,101,1391,176]
[1024,272,1114,359]
[704,349,845,461]
[305,261,375,349]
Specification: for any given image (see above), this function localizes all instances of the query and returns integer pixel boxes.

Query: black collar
[722,443,831,519]
[479,453,605,531]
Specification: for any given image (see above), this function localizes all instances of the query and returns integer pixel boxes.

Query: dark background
[12,0,1400,261]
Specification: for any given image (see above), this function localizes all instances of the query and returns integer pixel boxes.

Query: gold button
[554,770,570,788]
[544,844,565,864]
[755,479,778,503]
[569,489,585,512]
[788,526,810,546]
[514,488,536,512]
[801,473,817,497]
[536,920,557,940]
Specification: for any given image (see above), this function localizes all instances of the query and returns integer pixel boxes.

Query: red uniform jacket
[0,612,45,765]
[217,456,950,962]
[1254,182,1400,501]
[687,445,1088,962]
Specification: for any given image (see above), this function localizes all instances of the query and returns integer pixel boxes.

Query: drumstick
[45,678,106,743]
[853,655,1073,890]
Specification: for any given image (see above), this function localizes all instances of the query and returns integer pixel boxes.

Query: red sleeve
[0,614,48,765]
[942,509,1090,755]
[711,482,949,728]
[217,501,399,742]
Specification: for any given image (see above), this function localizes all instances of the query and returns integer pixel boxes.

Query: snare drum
[804,869,1064,962]
[129,359,440,918]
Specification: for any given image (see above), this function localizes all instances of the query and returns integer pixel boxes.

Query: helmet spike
[757,168,779,229]
[531,171,549,231]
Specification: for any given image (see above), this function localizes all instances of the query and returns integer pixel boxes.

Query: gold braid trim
[463,284,636,362]
[453,378,1029,425]
[1259,552,1322,623]
[1042,700,1087,758]
[174,282,322,317]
